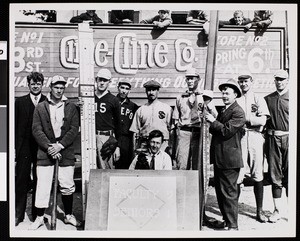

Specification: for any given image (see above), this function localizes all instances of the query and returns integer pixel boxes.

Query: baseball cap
[96,68,112,80]
[203,90,214,99]
[185,68,200,77]
[219,78,242,98]
[158,10,170,13]
[238,71,252,80]
[143,79,161,89]
[274,69,288,79]
[51,75,67,85]
[118,79,131,88]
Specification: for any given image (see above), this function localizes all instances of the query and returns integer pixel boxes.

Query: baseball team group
[15,65,289,231]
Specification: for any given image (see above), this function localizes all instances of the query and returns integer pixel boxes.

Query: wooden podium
[85,169,199,231]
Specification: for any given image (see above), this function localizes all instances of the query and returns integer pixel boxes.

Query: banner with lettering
[14,23,285,103]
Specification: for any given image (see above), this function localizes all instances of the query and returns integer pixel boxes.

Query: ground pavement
[14,180,290,236]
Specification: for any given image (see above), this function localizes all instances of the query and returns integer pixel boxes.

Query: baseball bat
[50,158,59,230]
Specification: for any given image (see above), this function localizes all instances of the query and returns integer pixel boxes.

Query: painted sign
[14,23,285,104]
[107,176,177,230]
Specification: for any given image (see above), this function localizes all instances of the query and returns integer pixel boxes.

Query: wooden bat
[50,158,59,230]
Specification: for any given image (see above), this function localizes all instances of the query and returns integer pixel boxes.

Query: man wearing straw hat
[205,78,246,230]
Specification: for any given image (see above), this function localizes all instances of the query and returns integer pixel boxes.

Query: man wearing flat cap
[130,79,172,155]
[205,78,246,230]
[264,69,289,223]
[173,68,217,170]
[30,75,81,229]
[140,10,172,28]
[236,72,270,223]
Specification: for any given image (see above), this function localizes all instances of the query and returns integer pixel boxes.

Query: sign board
[14,23,285,105]
[85,169,199,231]
[108,176,177,230]
[0,41,7,60]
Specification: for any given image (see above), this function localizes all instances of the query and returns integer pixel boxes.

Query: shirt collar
[46,93,67,105]
[95,90,109,99]
[277,87,289,96]
[30,93,41,100]
[148,149,161,156]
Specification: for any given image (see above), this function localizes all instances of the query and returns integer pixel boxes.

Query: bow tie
[181,91,201,97]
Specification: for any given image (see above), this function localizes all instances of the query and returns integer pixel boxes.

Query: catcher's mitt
[100,136,118,160]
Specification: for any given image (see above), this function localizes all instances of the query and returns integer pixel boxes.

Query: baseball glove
[100,136,118,160]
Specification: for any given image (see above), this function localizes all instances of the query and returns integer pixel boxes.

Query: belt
[139,136,169,142]
[180,126,201,132]
[96,130,114,136]
[267,130,289,136]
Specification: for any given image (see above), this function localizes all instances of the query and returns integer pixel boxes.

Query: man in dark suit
[205,78,246,230]
[15,72,46,226]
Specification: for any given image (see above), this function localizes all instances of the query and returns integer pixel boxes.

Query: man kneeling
[129,130,172,170]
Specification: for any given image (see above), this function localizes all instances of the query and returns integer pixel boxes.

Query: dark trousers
[15,155,37,221]
[265,134,289,198]
[214,166,240,228]
[115,135,134,169]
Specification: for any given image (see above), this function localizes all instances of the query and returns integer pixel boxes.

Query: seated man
[219,10,251,26]
[186,10,208,24]
[70,10,103,24]
[244,10,273,31]
[140,10,172,28]
[129,130,172,170]
[186,10,209,35]
[110,10,134,23]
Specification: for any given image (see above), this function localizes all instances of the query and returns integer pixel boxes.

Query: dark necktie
[34,96,38,106]
[150,154,155,170]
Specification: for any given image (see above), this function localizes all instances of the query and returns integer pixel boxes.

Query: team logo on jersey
[158,111,165,119]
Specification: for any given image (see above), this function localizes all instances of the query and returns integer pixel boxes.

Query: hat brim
[144,85,160,89]
[219,83,242,98]
[118,82,131,87]
[51,81,67,85]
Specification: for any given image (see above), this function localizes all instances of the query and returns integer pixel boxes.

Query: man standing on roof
[115,79,138,169]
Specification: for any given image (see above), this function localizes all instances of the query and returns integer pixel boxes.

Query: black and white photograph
[2,1,298,239]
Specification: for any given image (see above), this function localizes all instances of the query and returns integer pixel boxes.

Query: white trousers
[35,165,75,208]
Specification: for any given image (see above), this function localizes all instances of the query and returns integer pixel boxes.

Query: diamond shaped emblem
[116,184,166,228]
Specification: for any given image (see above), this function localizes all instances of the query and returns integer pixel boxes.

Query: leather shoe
[212,220,226,229]
[226,226,239,231]
[28,216,44,230]
[268,209,281,223]
[15,218,23,226]
[256,210,267,223]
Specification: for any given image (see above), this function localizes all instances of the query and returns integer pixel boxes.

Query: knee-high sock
[61,194,73,215]
[254,181,264,211]
[36,207,45,217]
